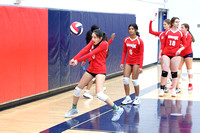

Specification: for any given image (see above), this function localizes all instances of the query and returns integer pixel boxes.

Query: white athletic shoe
[103,87,107,92]
[176,88,181,93]
[65,108,79,118]
[167,78,171,85]
[171,89,177,97]
[132,97,140,105]
[83,92,93,99]
[164,87,169,93]
[159,89,164,97]
[121,96,132,105]
[111,107,124,121]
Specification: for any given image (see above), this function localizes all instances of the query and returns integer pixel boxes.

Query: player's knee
[123,77,129,85]
[74,86,82,97]
[132,79,139,86]
[171,72,178,78]
[96,92,108,102]
[187,69,193,75]
[161,71,168,77]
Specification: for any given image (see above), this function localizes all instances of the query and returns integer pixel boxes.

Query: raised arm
[149,20,162,37]
[108,33,115,45]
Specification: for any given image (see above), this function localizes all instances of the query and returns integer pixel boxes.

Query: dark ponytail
[102,32,110,58]
[103,32,108,41]
[136,31,140,37]
[92,29,110,58]
[182,23,195,42]
[189,31,195,42]
[128,24,140,37]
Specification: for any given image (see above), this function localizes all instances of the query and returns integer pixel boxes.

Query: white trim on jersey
[170,29,179,33]
[128,36,138,42]
[165,30,170,35]
[159,32,164,38]
[136,38,140,45]
[178,30,183,37]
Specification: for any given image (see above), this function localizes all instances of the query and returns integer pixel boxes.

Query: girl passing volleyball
[65,29,124,121]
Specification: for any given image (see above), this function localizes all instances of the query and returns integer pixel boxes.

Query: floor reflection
[40,82,200,133]
[158,99,192,133]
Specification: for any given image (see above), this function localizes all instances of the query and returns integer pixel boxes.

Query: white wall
[0,0,170,66]
[166,0,200,58]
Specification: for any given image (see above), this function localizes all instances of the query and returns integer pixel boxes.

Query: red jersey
[149,20,165,50]
[121,36,144,68]
[73,40,108,73]
[181,32,193,57]
[162,29,187,56]
[85,39,113,63]
[108,39,113,45]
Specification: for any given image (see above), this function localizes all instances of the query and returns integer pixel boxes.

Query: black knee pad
[161,71,168,77]
[171,72,178,78]
[160,85,165,90]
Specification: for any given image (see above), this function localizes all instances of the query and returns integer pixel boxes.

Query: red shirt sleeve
[181,31,187,48]
[73,40,93,60]
[121,38,127,64]
[149,20,161,36]
[186,34,192,49]
[139,38,144,68]
[76,41,108,62]
[161,30,168,51]
[108,39,113,46]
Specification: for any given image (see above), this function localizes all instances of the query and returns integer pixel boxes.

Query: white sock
[189,78,192,84]
[85,90,90,93]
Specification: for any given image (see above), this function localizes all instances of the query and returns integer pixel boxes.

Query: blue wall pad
[48,9,136,90]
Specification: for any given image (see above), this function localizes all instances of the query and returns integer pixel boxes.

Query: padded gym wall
[0,6,136,103]
[48,9,136,90]
[0,6,48,103]
[48,9,71,90]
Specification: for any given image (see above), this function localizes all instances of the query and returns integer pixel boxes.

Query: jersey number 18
[169,40,176,46]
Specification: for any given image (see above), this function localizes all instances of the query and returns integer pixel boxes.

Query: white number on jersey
[129,49,133,55]
[169,40,176,46]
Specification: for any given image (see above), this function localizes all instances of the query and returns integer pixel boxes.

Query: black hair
[170,17,179,28]
[103,32,109,58]
[91,25,100,32]
[92,29,104,49]
[92,29,110,58]
[182,23,195,42]
[85,24,100,44]
[128,24,140,37]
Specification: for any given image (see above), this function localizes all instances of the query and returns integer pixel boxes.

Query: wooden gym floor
[0,61,199,133]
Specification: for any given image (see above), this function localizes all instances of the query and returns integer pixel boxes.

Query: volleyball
[70,21,83,36]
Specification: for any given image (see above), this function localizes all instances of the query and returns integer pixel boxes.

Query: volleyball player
[176,23,195,91]
[149,17,171,96]
[82,25,115,99]
[65,29,124,121]
[120,24,144,105]
[160,17,187,97]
